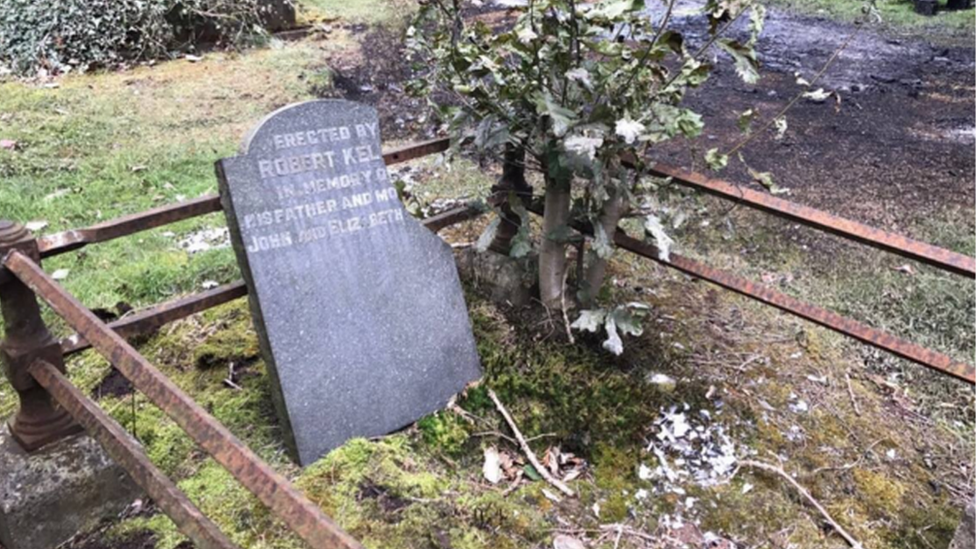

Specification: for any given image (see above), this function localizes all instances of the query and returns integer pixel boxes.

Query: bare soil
[654,1,976,234]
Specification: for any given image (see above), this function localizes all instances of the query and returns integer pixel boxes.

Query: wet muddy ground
[653,0,975,234]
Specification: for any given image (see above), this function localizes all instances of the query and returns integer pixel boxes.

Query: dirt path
[646,1,975,235]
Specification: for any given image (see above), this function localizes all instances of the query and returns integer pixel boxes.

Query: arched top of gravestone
[240,99,379,155]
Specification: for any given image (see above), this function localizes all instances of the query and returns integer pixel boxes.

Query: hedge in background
[0,0,270,76]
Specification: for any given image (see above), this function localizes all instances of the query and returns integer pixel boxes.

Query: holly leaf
[592,223,614,259]
[748,167,789,195]
[534,92,578,137]
[802,88,833,103]
[717,39,759,84]
[737,109,755,134]
[609,306,644,337]
[571,309,607,332]
[704,148,728,171]
[643,214,674,261]
[774,117,788,140]
[602,315,624,355]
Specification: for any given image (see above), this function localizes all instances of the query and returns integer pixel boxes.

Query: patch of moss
[852,468,906,518]
[417,411,472,457]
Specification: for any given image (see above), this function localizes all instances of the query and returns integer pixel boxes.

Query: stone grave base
[0,427,142,549]
[455,248,536,307]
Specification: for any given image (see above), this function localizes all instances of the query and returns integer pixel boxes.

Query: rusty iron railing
[0,136,972,548]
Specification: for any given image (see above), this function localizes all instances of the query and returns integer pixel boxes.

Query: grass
[765,0,975,37]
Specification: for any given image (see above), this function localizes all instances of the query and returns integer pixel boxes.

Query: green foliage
[0,0,270,76]
[409,0,765,349]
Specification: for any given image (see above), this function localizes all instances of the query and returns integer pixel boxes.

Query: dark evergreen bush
[0,0,270,75]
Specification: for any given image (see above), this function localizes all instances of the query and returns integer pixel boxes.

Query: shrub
[0,0,270,75]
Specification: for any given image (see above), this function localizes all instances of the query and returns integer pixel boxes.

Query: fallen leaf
[552,534,585,549]
[51,269,70,280]
[185,54,203,63]
[894,264,915,275]
[25,220,48,232]
[802,88,833,102]
[44,189,70,201]
[130,165,148,173]
[545,447,561,476]
[541,488,562,503]
[562,469,582,482]
[524,464,543,481]
[0,139,16,151]
[483,447,503,484]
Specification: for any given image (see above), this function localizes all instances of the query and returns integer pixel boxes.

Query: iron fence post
[0,220,82,450]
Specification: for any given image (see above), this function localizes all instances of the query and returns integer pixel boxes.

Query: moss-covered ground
[0,1,972,548]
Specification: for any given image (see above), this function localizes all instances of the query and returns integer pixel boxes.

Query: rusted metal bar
[523,204,975,384]
[646,162,976,279]
[28,359,241,549]
[382,137,451,165]
[4,251,365,549]
[0,220,83,450]
[613,231,975,384]
[423,204,485,232]
[37,195,222,258]
[60,281,248,356]
[37,139,454,259]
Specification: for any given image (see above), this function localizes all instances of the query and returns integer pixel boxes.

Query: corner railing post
[0,220,82,450]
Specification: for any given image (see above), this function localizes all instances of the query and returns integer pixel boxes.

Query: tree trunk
[581,189,628,308]
[539,175,572,310]
[489,144,531,254]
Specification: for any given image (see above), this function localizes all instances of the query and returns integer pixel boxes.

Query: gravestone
[216,100,482,466]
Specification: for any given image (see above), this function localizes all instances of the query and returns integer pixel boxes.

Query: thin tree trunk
[539,175,572,310]
[489,144,531,254]
[581,190,628,307]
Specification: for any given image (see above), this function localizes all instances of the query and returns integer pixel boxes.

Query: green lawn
[767,0,975,37]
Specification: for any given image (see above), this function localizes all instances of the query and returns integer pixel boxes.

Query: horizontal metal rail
[38,195,222,258]
[4,251,365,549]
[58,205,482,356]
[647,162,976,279]
[60,280,248,356]
[29,359,241,549]
[523,204,976,384]
[37,139,453,258]
[614,231,975,384]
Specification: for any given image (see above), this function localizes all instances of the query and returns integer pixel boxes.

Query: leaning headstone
[216,100,482,466]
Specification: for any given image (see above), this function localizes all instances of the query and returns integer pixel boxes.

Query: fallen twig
[845,371,861,415]
[738,459,863,549]
[487,388,575,497]
[561,267,575,344]
[597,524,656,543]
